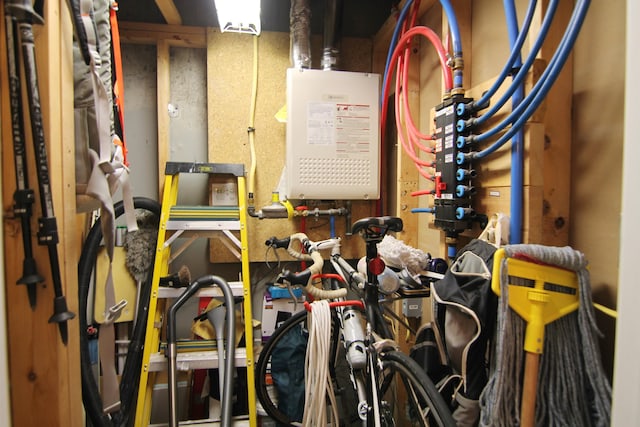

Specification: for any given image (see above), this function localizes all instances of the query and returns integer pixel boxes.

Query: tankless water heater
[285,68,380,200]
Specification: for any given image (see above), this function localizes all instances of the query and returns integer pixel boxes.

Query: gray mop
[479,245,611,427]
[124,210,158,325]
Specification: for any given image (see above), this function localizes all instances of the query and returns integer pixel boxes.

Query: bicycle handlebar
[267,233,347,299]
[264,236,290,249]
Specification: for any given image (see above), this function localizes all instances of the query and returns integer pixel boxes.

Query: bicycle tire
[256,309,360,426]
[256,310,455,426]
[377,350,456,427]
[78,197,161,427]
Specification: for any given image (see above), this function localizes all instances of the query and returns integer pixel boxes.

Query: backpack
[411,239,497,427]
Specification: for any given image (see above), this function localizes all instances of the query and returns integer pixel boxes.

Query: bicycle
[255,216,456,426]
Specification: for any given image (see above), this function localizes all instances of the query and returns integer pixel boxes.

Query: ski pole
[3,10,43,309]
[6,0,75,344]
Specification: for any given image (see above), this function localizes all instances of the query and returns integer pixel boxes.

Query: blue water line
[472,0,559,130]
[472,0,591,160]
[411,208,435,214]
[330,215,336,238]
[469,0,587,151]
[472,0,537,111]
[381,0,414,107]
[504,0,523,69]
[439,0,464,88]
[504,0,525,244]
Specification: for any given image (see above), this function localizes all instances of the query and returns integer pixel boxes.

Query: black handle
[277,269,312,287]
[265,236,291,249]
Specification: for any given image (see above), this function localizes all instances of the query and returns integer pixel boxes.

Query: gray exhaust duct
[290,0,312,68]
[321,0,344,70]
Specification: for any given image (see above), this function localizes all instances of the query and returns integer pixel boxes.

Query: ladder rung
[148,348,248,372]
[165,220,241,232]
[149,416,251,426]
[169,206,240,220]
[159,340,217,352]
[164,162,244,177]
[157,281,245,299]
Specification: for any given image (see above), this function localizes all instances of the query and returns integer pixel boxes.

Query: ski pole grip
[5,0,44,24]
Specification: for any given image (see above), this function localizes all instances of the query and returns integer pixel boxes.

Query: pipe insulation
[321,0,344,70]
[290,0,312,69]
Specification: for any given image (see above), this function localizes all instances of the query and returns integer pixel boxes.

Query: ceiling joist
[155,0,182,25]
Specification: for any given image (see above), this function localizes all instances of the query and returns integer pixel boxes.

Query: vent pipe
[290,0,312,69]
[321,0,344,70]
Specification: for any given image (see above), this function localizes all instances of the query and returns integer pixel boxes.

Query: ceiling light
[214,0,261,35]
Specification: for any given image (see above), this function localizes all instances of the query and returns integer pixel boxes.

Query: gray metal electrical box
[402,298,423,318]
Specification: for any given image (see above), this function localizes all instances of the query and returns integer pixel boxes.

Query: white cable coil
[303,300,339,426]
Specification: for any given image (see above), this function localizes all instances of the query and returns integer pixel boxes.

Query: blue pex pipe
[330,215,336,238]
[503,0,525,244]
[411,208,435,214]
[381,0,414,107]
[473,0,559,130]
[473,0,591,159]
[439,0,464,88]
[473,0,538,111]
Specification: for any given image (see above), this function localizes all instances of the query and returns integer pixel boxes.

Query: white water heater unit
[285,68,380,200]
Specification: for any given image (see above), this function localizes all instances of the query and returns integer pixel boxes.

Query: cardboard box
[261,287,305,342]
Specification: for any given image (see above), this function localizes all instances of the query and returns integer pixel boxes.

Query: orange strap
[110,1,128,166]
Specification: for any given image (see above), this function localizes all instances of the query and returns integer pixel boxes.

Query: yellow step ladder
[134,162,256,426]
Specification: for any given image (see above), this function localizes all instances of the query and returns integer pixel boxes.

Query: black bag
[409,323,451,386]
[270,322,307,423]
[426,239,497,427]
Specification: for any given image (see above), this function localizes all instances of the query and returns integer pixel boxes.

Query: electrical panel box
[402,297,422,318]
[285,68,380,200]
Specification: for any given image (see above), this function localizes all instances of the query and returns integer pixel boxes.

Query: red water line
[380,27,453,201]
[411,189,435,196]
[381,25,453,143]
[394,62,435,181]
[379,18,448,214]
[401,47,434,143]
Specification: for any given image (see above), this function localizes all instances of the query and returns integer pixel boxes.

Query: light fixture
[214,0,261,35]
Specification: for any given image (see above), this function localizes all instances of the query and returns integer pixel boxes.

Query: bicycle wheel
[376,350,456,427]
[255,309,360,426]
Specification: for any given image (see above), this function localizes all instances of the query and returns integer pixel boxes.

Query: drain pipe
[321,0,344,70]
[290,0,312,68]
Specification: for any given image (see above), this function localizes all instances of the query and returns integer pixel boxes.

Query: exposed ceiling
[116,0,398,39]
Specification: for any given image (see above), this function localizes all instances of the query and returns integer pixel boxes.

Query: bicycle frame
[267,221,413,425]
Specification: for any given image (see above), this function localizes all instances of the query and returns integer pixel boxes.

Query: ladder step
[158,281,245,299]
[159,340,218,352]
[149,416,251,426]
[167,207,241,231]
[164,220,241,232]
[148,348,248,372]
[164,162,245,177]
[169,206,240,221]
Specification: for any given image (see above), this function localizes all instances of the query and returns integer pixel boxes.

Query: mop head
[377,234,430,275]
[479,245,612,427]
[124,210,159,282]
